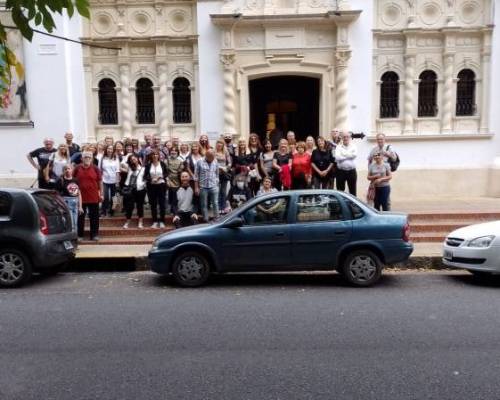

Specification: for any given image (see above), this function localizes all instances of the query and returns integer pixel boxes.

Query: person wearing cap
[367,151,392,211]
[74,151,102,241]
[27,138,57,189]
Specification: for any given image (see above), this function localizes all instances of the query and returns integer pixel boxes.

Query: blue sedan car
[149,190,413,287]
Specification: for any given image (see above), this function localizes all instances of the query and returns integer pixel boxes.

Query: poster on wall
[0,10,31,126]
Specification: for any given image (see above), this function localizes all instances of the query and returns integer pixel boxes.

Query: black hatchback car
[0,188,76,287]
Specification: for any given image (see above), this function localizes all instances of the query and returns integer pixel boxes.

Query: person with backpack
[368,133,400,171]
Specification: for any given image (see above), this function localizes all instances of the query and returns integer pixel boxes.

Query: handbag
[367,183,376,202]
[112,193,122,211]
[122,169,139,196]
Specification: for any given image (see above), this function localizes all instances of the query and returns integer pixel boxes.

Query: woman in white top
[100,145,121,216]
[45,143,70,187]
[123,155,146,229]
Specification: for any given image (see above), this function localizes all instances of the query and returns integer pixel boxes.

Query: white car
[443,221,500,276]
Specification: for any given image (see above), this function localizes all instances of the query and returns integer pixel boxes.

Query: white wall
[197,0,225,139]
[0,13,86,183]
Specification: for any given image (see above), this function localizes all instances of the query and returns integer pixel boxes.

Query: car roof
[253,189,345,201]
[0,188,56,195]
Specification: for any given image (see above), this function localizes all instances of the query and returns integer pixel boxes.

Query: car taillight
[39,212,49,235]
[403,221,410,242]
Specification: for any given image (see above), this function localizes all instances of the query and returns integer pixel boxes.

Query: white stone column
[83,64,96,142]
[441,53,455,133]
[334,50,351,131]
[221,54,237,135]
[119,64,133,138]
[157,64,169,140]
[403,55,415,134]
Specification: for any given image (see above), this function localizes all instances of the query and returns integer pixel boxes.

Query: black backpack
[387,145,400,172]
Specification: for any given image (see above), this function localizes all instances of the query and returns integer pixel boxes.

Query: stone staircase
[409,211,500,242]
[80,211,500,246]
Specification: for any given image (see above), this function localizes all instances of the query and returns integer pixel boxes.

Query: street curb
[68,255,446,272]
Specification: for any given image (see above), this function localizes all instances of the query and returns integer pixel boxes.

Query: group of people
[27,130,398,241]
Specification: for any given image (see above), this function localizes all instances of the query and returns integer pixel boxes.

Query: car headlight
[466,235,495,248]
[151,240,159,251]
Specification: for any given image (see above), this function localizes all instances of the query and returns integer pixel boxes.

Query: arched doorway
[249,76,320,142]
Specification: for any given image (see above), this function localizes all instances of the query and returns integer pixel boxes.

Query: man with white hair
[64,131,80,156]
[74,151,102,241]
[368,133,397,166]
[335,131,358,196]
[27,138,57,189]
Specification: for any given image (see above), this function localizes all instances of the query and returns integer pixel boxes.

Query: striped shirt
[194,158,219,189]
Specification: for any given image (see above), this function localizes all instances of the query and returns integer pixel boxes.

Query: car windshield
[214,208,240,224]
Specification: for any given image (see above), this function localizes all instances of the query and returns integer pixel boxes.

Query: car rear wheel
[0,249,32,288]
[342,250,382,287]
[172,252,211,287]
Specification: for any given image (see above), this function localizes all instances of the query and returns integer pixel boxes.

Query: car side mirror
[225,217,243,229]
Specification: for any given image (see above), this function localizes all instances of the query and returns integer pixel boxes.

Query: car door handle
[275,232,285,237]
[334,230,347,235]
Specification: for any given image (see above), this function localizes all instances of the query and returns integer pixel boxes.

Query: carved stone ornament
[335,50,351,67]
[220,54,236,67]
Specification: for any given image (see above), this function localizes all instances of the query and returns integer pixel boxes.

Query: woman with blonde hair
[44,143,70,187]
[215,140,232,213]
[199,134,211,156]
[305,136,316,155]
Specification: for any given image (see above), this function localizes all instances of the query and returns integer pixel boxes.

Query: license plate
[63,240,74,250]
[443,250,453,260]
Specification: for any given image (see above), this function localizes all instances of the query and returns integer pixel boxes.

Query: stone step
[408,212,500,222]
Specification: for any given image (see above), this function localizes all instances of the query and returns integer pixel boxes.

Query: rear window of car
[0,192,12,217]
[33,193,68,216]
[346,199,365,220]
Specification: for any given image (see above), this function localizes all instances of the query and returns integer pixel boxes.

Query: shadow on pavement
[448,273,500,288]
[151,272,400,289]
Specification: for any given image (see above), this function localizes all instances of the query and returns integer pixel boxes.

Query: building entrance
[249,76,320,144]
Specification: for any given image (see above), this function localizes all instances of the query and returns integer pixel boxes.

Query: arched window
[173,77,191,124]
[380,71,399,119]
[98,79,118,125]
[135,78,155,124]
[418,70,438,117]
[456,69,476,116]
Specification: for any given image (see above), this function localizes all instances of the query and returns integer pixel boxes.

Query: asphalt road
[2,270,500,400]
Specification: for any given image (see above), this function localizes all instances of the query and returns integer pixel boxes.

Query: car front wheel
[172,251,211,287]
[0,248,32,288]
[342,250,382,287]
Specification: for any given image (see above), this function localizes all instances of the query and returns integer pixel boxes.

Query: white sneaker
[138,221,144,229]
[151,222,158,229]
[159,222,166,228]
[122,222,129,229]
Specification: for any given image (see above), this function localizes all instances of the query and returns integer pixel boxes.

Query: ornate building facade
[81,0,200,142]
[2,0,500,198]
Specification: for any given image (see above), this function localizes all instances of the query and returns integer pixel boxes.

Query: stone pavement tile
[76,244,150,259]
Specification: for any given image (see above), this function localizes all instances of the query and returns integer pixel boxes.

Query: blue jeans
[102,183,116,215]
[374,186,391,211]
[218,178,229,211]
[200,187,219,222]
[63,197,79,232]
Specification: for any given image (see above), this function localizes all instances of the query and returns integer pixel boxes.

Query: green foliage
[0,0,90,107]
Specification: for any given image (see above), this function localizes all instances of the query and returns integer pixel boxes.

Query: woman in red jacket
[291,141,312,189]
